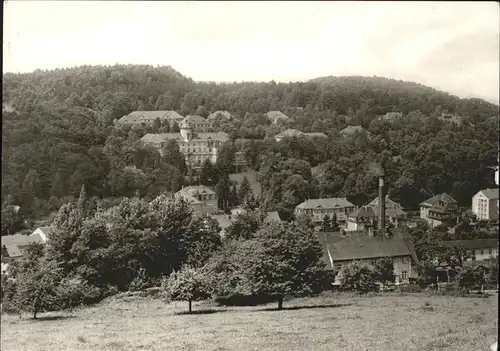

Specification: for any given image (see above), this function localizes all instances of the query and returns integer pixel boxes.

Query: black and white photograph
[1,1,499,350]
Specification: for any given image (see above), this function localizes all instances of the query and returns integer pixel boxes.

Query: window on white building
[401,271,408,279]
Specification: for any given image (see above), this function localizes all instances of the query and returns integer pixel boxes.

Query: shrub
[128,268,152,292]
[340,261,379,294]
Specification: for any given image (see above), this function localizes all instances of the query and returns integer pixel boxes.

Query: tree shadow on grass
[253,303,353,312]
[31,315,78,321]
[174,309,228,316]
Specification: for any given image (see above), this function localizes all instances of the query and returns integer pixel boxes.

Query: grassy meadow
[1,292,497,351]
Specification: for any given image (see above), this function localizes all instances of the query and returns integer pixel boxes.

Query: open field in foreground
[1,292,497,351]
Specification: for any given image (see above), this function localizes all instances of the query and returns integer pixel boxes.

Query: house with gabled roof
[440,239,498,263]
[318,229,419,286]
[347,196,407,232]
[1,232,46,262]
[420,193,459,228]
[295,198,356,226]
[175,185,219,217]
[30,226,52,243]
[180,115,212,132]
[472,188,499,221]
[117,110,184,127]
[339,125,371,138]
[266,111,290,125]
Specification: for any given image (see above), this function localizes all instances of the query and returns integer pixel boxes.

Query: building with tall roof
[295,198,356,226]
[180,115,212,132]
[472,188,499,221]
[419,193,459,228]
[266,111,290,125]
[175,185,219,217]
[141,122,230,168]
[1,231,47,262]
[318,229,419,286]
[117,110,184,127]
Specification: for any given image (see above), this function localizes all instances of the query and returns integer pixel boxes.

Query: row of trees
[2,187,415,317]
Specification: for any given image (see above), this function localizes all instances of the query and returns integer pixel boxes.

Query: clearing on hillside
[1,293,497,351]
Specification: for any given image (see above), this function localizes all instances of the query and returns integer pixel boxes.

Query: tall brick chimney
[378,171,386,236]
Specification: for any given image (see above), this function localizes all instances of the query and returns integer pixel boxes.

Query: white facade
[472,189,499,221]
[332,256,415,286]
[465,247,498,262]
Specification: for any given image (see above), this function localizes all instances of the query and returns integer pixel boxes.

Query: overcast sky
[3,1,499,103]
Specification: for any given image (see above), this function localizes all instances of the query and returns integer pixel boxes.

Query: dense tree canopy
[2,64,498,223]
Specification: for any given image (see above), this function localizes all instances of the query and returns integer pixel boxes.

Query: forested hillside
[2,64,499,229]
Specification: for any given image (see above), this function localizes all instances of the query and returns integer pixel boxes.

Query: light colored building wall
[465,247,498,262]
[472,193,499,221]
[332,256,414,285]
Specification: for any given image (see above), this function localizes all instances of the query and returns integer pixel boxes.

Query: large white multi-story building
[141,123,229,167]
[117,110,184,127]
[472,188,499,221]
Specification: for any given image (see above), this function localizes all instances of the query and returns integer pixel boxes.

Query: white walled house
[419,193,459,228]
[472,188,499,221]
[295,198,356,226]
[318,230,419,286]
[30,226,52,243]
[175,186,219,217]
[441,239,498,262]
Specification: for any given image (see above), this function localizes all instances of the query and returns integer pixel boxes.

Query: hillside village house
[117,110,184,127]
[274,129,327,142]
[141,123,229,167]
[1,229,48,273]
[441,239,498,262]
[420,193,459,228]
[346,196,407,232]
[266,111,290,125]
[180,115,212,132]
[175,185,218,217]
[439,112,463,125]
[339,125,371,138]
[472,188,499,221]
[295,198,356,227]
[318,230,419,286]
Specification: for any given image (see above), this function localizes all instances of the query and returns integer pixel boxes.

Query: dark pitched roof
[317,230,412,268]
[339,125,370,136]
[296,198,355,210]
[441,239,498,250]
[181,115,210,125]
[477,188,499,200]
[119,110,184,124]
[367,195,404,211]
[1,233,46,258]
[348,206,376,219]
[420,193,457,207]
